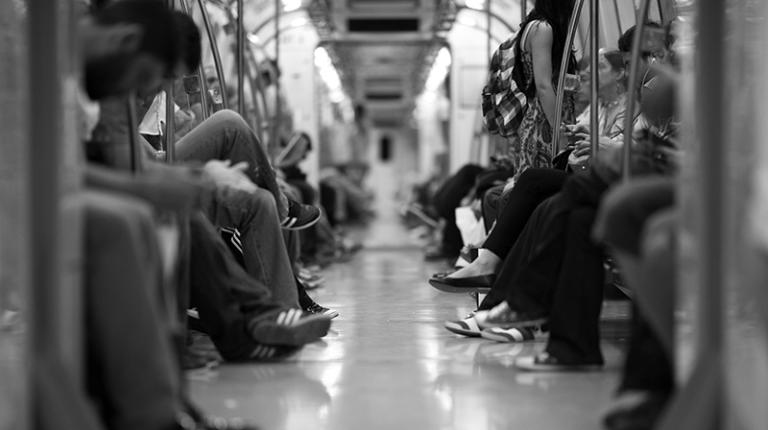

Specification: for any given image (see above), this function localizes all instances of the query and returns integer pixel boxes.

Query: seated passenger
[468,64,678,371]
[66,3,286,429]
[440,48,677,372]
[432,48,632,290]
[90,12,331,313]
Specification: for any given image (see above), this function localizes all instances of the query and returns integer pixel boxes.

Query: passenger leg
[442,168,567,280]
[174,109,288,217]
[205,187,299,308]
[187,214,331,360]
[540,206,605,365]
[430,164,485,258]
[82,191,181,430]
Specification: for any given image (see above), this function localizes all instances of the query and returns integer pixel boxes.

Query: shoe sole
[250,314,332,346]
[480,328,536,343]
[480,317,548,330]
[428,278,488,294]
[515,356,603,372]
[444,321,481,337]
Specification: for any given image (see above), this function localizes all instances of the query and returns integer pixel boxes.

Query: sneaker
[248,343,301,362]
[515,352,603,372]
[478,301,548,329]
[248,308,332,346]
[305,302,339,319]
[480,326,544,343]
[444,313,482,337]
[281,199,321,230]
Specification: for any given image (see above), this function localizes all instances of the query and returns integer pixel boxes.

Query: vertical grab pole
[197,0,229,110]
[273,0,282,151]
[237,0,246,116]
[589,0,600,156]
[127,93,144,173]
[178,0,211,120]
[521,0,527,24]
[621,0,651,181]
[551,0,586,157]
[165,0,177,163]
[486,0,492,61]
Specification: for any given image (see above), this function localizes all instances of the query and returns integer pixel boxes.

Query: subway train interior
[2,0,768,429]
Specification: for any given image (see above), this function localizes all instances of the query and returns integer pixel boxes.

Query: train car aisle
[188,187,628,430]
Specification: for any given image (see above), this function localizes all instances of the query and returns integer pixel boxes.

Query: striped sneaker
[248,308,332,346]
[248,344,300,362]
[480,326,545,343]
[281,199,321,230]
[444,313,482,337]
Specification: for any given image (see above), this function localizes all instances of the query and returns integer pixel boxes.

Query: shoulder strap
[519,20,539,52]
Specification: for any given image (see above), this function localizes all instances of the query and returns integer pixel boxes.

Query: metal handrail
[127,93,144,173]
[245,49,267,140]
[589,0,600,156]
[551,0,586,157]
[236,0,245,115]
[178,0,211,119]
[273,0,281,152]
[196,0,229,110]
[621,0,652,181]
[164,0,177,163]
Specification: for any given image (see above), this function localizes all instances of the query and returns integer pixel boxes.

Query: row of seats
[410,14,680,430]
[33,1,372,429]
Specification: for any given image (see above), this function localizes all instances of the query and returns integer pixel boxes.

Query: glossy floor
[188,205,629,430]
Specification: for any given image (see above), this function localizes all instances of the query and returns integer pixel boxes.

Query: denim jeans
[204,187,299,308]
[175,110,288,218]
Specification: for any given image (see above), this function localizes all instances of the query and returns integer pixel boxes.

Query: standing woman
[512,0,578,173]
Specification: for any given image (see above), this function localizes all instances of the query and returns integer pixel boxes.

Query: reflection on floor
[188,205,629,430]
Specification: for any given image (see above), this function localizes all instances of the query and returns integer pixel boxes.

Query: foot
[248,308,332,346]
[603,391,670,430]
[428,274,496,293]
[515,352,603,372]
[304,302,340,319]
[480,325,546,343]
[476,301,548,329]
[444,313,483,337]
[445,249,500,279]
[281,199,321,230]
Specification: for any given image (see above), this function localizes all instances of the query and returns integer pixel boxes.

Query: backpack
[481,23,536,137]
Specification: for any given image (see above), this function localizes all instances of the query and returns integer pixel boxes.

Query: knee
[211,109,249,131]
[598,184,641,231]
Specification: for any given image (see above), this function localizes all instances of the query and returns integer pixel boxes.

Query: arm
[529,22,558,128]
[85,163,212,212]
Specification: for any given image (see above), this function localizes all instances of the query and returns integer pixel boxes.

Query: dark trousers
[620,304,674,393]
[433,164,484,254]
[82,191,181,430]
[479,170,609,363]
[483,168,568,258]
[188,213,282,361]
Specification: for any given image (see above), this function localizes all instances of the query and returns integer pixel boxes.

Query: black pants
[620,304,674,393]
[188,213,282,361]
[432,164,485,255]
[480,170,609,363]
[483,168,568,258]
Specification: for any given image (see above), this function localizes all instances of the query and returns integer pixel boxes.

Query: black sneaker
[248,308,332,346]
[281,199,321,230]
[305,302,339,319]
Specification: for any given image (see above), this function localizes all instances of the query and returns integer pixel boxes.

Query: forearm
[537,85,558,128]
